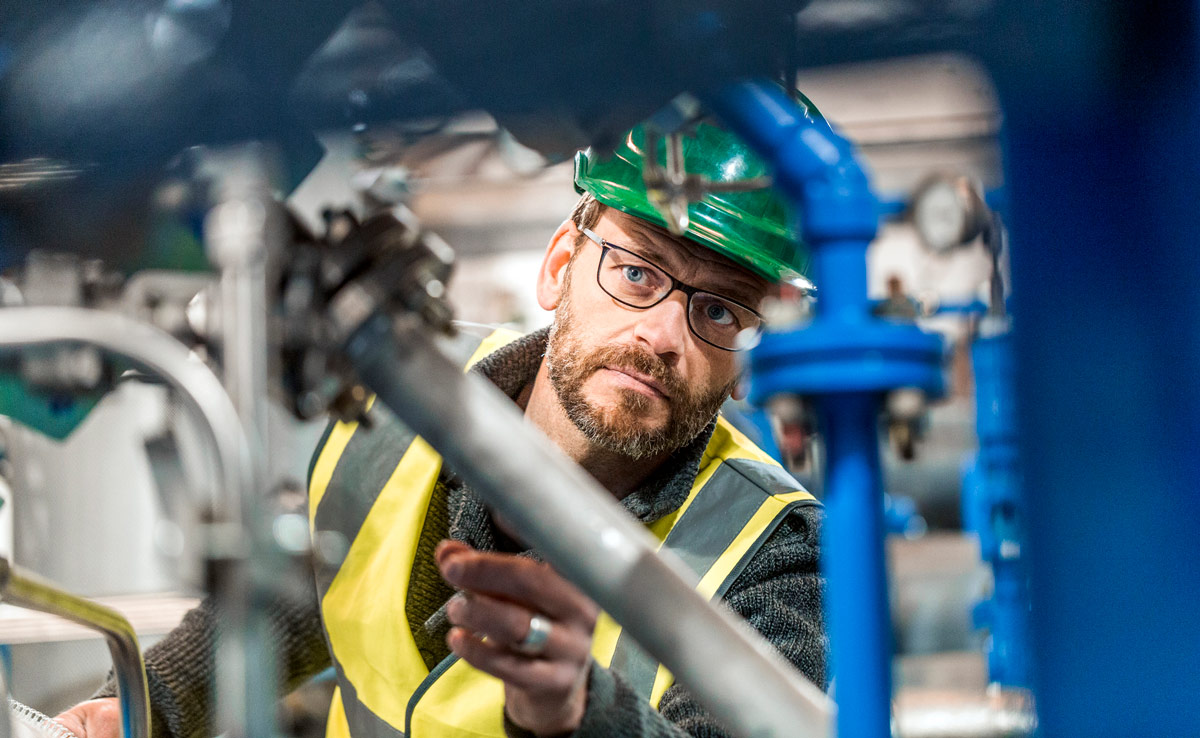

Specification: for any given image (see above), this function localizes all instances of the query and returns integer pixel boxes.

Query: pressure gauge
[910,174,988,253]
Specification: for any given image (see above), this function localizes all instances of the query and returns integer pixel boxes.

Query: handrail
[0,559,149,738]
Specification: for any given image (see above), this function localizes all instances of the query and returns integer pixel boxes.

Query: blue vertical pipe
[816,392,892,738]
[988,557,1030,687]
[964,330,1030,688]
[810,241,870,320]
[707,81,895,738]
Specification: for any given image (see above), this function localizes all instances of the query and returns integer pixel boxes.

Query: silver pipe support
[0,558,149,738]
[894,688,1037,738]
[344,314,834,738]
[202,144,280,449]
[200,144,284,738]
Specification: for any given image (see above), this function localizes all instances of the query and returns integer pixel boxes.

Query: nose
[631,291,689,365]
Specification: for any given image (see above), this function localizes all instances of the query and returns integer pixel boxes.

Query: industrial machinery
[0,3,1197,738]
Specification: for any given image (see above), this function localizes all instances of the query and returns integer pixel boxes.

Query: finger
[435,539,473,568]
[447,627,583,693]
[439,551,597,624]
[446,592,591,661]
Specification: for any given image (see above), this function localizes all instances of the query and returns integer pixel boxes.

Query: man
[58,118,827,738]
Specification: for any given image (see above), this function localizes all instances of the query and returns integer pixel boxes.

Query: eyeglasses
[580,228,764,351]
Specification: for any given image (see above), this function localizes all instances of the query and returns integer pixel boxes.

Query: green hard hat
[574,98,822,285]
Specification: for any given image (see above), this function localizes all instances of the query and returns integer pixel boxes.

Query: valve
[767,393,818,470]
[884,387,927,461]
[278,205,456,423]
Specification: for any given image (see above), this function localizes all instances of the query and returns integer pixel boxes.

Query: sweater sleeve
[93,575,331,738]
[504,504,827,738]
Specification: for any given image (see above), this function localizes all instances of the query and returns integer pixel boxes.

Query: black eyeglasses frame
[580,227,764,352]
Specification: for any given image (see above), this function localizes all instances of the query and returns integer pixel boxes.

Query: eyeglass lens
[598,246,761,350]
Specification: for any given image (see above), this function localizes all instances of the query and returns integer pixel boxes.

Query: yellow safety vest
[306,329,818,738]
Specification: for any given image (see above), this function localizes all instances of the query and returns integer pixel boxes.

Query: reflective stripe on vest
[307,329,817,738]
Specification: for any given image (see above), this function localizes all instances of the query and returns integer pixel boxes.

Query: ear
[730,375,748,402]
[536,219,578,311]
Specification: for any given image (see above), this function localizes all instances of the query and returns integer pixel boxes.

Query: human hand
[436,540,599,737]
[54,698,122,738]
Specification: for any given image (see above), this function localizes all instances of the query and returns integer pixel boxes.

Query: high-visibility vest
[307,329,818,738]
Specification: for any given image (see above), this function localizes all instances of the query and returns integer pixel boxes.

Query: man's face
[545,210,770,459]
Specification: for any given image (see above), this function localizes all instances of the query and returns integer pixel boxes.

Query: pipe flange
[748,318,945,402]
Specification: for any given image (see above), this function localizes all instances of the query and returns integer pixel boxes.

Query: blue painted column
[817,392,891,738]
[708,80,944,738]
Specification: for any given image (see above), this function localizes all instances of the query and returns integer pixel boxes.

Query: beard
[546,272,733,460]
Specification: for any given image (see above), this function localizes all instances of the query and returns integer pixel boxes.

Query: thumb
[54,698,122,738]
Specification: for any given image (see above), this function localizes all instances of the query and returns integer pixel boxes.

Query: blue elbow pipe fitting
[706,80,946,738]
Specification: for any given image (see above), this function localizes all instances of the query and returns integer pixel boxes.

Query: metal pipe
[0,642,9,738]
[0,559,149,738]
[992,7,1200,730]
[341,312,834,738]
[817,393,892,738]
[893,687,1037,738]
[965,329,1030,688]
[200,145,283,738]
[202,144,278,451]
[810,240,871,320]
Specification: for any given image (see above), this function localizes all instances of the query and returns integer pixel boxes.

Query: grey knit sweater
[98,329,827,738]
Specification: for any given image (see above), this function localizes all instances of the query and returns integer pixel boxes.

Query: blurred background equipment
[0,2,1197,738]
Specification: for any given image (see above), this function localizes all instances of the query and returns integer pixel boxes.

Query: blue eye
[622,265,646,284]
[704,303,734,325]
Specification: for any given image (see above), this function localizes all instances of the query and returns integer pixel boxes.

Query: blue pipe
[811,240,870,320]
[705,84,877,248]
[963,330,1031,688]
[989,557,1031,686]
[816,392,892,738]
[706,81,933,738]
[995,21,1200,730]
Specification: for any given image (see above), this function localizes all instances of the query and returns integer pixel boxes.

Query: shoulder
[692,417,822,587]
[722,502,823,606]
[443,323,524,368]
[718,456,817,501]
[770,503,823,561]
[733,497,822,579]
[720,499,827,686]
[703,416,819,504]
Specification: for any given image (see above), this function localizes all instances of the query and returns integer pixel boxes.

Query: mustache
[583,344,686,399]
